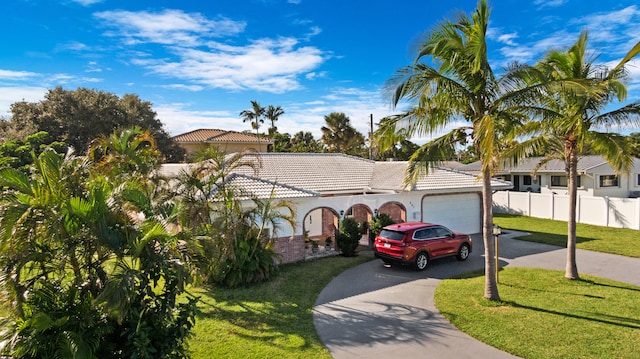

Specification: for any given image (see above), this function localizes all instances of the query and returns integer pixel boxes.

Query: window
[432,227,452,238]
[599,175,619,188]
[523,175,532,186]
[551,175,566,187]
[637,173,640,186]
[551,175,581,187]
[415,228,440,240]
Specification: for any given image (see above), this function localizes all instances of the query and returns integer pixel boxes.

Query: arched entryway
[377,201,407,223]
[343,204,374,246]
[302,207,340,251]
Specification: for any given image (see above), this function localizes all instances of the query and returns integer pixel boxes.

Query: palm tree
[321,112,366,156]
[377,0,539,300]
[240,100,266,139]
[511,31,640,280]
[265,105,285,136]
[292,131,321,152]
[88,126,160,181]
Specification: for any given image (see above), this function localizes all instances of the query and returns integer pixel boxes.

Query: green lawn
[493,213,640,258]
[435,267,640,359]
[188,255,372,359]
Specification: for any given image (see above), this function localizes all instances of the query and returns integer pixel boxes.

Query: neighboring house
[159,153,511,263]
[458,155,640,198]
[172,129,272,159]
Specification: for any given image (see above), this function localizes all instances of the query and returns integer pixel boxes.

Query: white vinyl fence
[493,191,640,230]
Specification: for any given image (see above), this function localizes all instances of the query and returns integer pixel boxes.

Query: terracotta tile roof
[172,129,273,144]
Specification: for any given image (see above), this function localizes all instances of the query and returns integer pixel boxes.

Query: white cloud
[0,86,47,118]
[94,9,246,46]
[0,69,38,80]
[94,9,327,93]
[133,37,325,93]
[305,71,327,80]
[497,33,518,46]
[70,0,104,6]
[154,103,240,135]
[161,84,205,92]
[533,0,568,8]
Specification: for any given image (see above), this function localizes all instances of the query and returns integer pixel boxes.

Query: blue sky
[1,0,639,140]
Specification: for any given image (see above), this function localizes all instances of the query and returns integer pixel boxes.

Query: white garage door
[422,193,481,234]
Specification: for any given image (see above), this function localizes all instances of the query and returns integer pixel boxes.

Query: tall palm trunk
[565,142,579,279]
[482,166,500,300]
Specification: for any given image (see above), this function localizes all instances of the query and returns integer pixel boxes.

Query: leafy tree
[291,131,323,153]
[321,112,366,156]
[372,122,420,160]
[265,105,284,136]
[4,87,185,162]
[510,31,640,279]
[377,0,539,300]
[272,132,292,152]
[0,131,67,171]
[0,144,197,357]
[455,144,480,164]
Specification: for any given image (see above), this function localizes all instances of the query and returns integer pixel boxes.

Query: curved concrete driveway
[313,232,640,358]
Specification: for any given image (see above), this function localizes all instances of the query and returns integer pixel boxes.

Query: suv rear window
[378,229,406,241]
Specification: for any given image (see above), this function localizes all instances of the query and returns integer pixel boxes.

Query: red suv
[374,222,472,270]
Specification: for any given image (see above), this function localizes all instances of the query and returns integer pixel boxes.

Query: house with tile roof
[159,153,511,264]
[172,129,272,159]
[458,155,640,198]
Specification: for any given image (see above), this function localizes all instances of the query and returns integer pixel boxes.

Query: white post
[636,198,640,230]
[550,192,555,220]
[604,196,610,227]
[576,194,581,224]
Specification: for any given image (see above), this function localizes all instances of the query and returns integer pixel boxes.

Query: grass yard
[435,267,640,359]
[187,255,372,359]
[493,213,640,258]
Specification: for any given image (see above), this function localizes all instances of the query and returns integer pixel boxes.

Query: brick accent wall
[379,202,406,223]
[273,235,306,264]
[321,208,338,245]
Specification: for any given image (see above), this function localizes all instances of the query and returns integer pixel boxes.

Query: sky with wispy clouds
[1,0,639,140]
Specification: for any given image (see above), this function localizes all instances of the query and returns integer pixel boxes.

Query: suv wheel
[457,244,470,261]
[414,252,429,271]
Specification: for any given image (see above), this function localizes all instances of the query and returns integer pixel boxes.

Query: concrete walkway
[313,231,640,358]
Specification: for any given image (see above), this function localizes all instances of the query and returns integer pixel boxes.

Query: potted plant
[324,236,333,251]
[311,240,319,254]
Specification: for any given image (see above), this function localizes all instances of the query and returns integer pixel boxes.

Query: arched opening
[343,204,374,246]
[378,201,407,223]
[302,207,340,253]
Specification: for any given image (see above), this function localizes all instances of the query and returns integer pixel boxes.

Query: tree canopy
[321,112,366,156]
[2,87,185,162]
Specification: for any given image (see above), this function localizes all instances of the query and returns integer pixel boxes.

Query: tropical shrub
[173,148,296,288]
[216,231,280,288]
[0,131,198,358]
[336,218,364,257]
[368,214,396,245]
